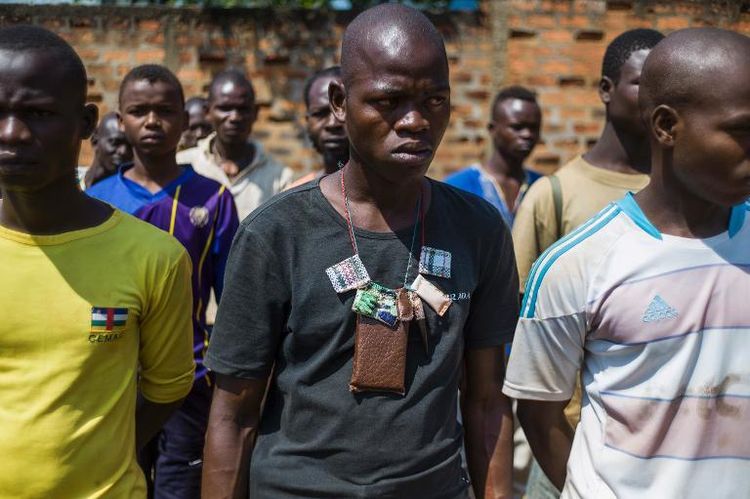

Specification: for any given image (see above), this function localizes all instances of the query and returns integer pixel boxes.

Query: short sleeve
[512,177,559,293]
[211,187,240,300]
[204,223,290,380]
[502,256,587,401]
[139,250,196,403]
[464,222,519,349]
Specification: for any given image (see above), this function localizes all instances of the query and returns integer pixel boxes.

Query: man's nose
[145,111,161,127]
[0,115,32,145]
[395,106,429,133]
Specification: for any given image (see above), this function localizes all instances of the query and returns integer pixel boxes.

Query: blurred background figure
[177,68,293,220]
[444,85,542,227]
[80,111,132,189]
[179,96,213,151]
[288,66,350,189]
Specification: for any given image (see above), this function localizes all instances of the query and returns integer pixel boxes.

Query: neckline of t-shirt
[311,176,436,241]
[617,192,746,248]
[118,163,196,198]
[0,210,122,246]
[573,156,649,189]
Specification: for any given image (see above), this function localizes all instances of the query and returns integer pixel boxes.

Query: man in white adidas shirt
[503,28,750,498]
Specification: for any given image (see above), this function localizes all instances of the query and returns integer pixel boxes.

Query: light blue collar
[616,192,746,240]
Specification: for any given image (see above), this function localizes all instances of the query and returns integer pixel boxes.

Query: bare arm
[202,374,268,499]
[461,347,514,499]
[516,399,573,491]
[135,395,185,452]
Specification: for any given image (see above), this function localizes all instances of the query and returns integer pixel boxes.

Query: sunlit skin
[323,29,451,233]
[207,79,256,177]
[485,97,542,211]
[490,98,541,164]
[636,29,750,236]
[118,79,187,192]
[306,74,348,173]
[584,48,652,174]
[0,48,109,234]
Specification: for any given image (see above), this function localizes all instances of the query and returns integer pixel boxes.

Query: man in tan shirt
[177,69,293,220]
[511,28,663,499]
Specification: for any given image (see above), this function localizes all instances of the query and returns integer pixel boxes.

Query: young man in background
[87,64,238,499]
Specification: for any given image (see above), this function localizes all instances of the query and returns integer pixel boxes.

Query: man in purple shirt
[87,64,239,499]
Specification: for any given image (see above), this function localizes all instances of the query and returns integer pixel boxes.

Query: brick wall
[0,1,748,177]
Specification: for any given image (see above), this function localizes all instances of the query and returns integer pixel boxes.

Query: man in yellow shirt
[0,26,195,498]
[511,28,663,498]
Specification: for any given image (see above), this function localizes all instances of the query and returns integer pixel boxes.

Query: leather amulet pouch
[349,315,408,395]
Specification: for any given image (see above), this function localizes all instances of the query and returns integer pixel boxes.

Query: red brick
[558,15,590,29]
[526,14,558,29]
[102,50,131,63]
[657,16,689,31]
[540,30,572,42]
[138,20,162,32]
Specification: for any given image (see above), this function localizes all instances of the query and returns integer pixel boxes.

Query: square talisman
[410,274,451,317]
[419,247,452,278]
[352,282,398,327]
[326,254,371,294]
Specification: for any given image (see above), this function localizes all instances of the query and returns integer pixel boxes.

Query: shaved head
[97,112,119,133]
[340,3,447,87]
[208,68,255,103]
[640,28,750,118]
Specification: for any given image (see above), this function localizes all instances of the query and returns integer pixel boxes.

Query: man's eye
[375,98,396,109]
[427,96,446,106]
[28,109,54,118]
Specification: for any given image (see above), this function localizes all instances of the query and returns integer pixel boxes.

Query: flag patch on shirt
[90,307,129,332]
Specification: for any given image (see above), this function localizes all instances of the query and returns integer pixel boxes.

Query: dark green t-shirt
[205,177,518,498]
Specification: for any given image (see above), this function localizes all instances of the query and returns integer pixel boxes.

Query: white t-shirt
[503,193,750,499]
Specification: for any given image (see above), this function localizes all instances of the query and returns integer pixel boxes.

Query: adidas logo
[642,295,678,323]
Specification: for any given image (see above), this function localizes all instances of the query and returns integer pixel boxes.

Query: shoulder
[553,156,588,182]
[520,203,628,318]
[525,168,543,185]
[240,180,317,232]
[431,178,508,233]
[186,168,225,193]
[175,146,199,164]
[114,211,187,264]
[443,166,480,188]
[85,174,121,200]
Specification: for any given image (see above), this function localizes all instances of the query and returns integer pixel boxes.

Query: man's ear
[116,111,125,133]
[329,80,346,123]
[81,104,99,140]
[598,76,614,105]
[182,110,189,132]
[651,104,678,147]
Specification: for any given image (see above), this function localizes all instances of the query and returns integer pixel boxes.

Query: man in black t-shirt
[202,5,519,498]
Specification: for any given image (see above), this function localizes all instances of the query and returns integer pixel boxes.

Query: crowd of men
[1,3,749,499]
